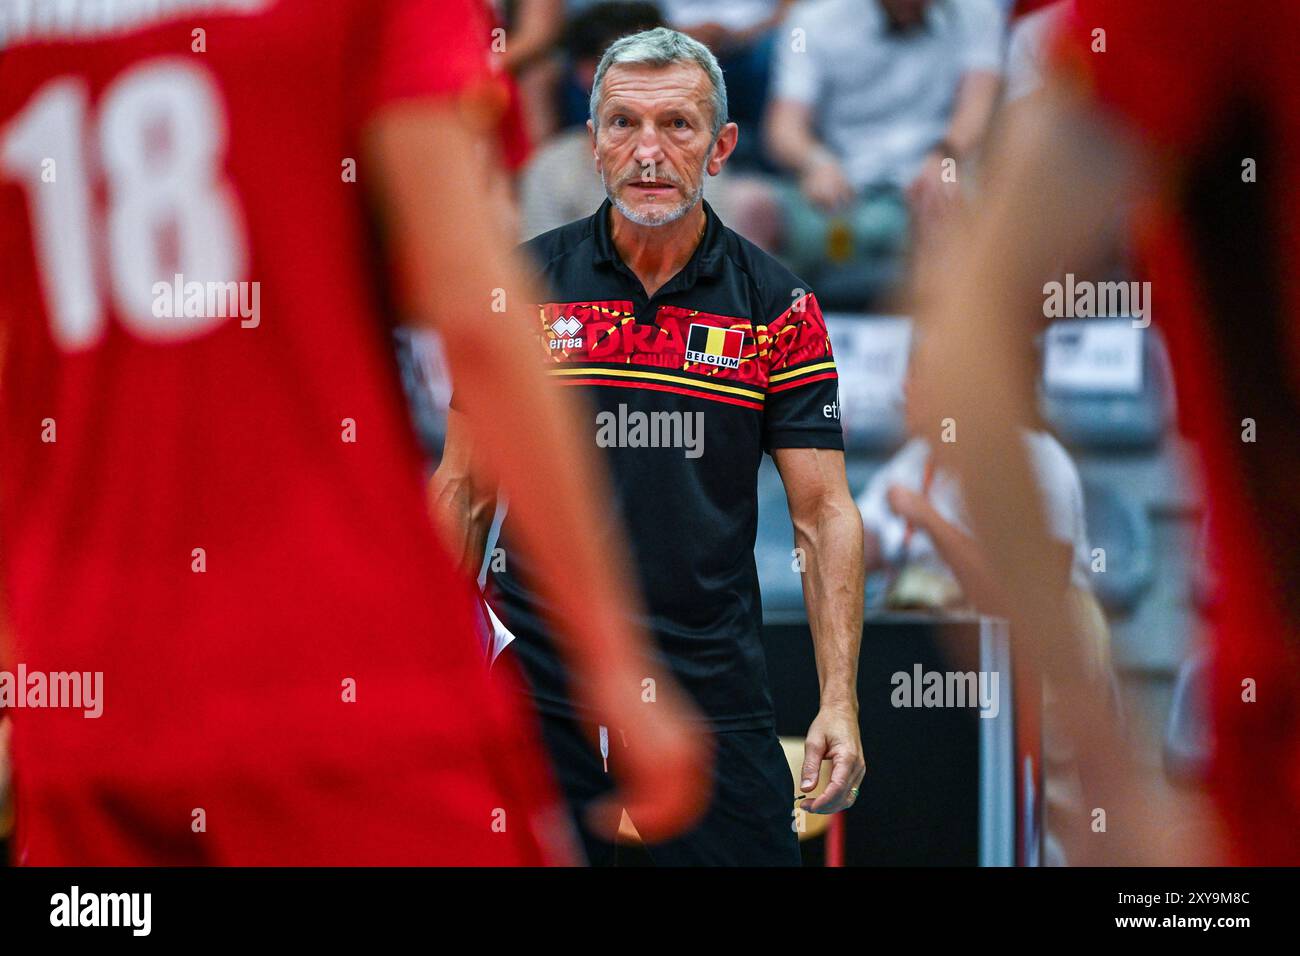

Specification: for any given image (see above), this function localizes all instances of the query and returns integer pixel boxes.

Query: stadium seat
[1081,481,1155,615]
[1163,649,1213,788]
[824,315,912,454]
[1040,320,1176,451]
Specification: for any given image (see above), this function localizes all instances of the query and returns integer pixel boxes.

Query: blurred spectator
[763,0,1005,303]
[858,336,1095,621]
[663,0,791,47]
[520,2,776,242]
[663,1,795,168]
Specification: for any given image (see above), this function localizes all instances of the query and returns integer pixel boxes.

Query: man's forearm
[428,465,495,578]
[795,499,865,709]
[428,408,498,578]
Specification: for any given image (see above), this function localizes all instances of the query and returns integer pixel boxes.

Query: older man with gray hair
[436,27,865,866]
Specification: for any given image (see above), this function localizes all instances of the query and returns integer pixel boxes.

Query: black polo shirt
[490,198,843,730]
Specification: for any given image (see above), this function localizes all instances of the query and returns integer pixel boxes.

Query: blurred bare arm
[944,70,1002,160]
[908,71,1001,228]
[913,80,1212,862]
[0,715,10,841]
[917,80,1137,679]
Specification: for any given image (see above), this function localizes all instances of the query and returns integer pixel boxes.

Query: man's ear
[587,119,599,171]
[708,122,740,176]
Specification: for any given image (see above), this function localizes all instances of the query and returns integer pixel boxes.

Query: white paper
[484,599,515,664]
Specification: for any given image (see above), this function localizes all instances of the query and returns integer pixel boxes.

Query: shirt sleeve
[958,0,1008,74]
[1057,0,1240,152]
[361,0,506,122]
[762,291,844,451]
[770,6,822,105]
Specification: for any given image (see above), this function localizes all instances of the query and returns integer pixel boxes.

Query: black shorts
[534,709,802,867]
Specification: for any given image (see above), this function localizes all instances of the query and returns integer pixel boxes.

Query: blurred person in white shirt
[761,0,1005,295]
[858,334,1093,615]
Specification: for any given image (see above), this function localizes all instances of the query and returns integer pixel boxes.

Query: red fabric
[367,0,497,109]
[0,0,560,864]
[1059,0,1238,152]
[1011,0,1062,19]
[1063,0,1300,864]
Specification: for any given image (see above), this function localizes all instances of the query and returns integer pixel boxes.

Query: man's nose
[632,125,665,166]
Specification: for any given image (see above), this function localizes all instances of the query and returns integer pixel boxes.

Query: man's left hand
[798,705,866,814]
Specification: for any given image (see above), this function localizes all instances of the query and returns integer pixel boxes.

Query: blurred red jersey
[1064,0,1300,863]
[0,0,562,864]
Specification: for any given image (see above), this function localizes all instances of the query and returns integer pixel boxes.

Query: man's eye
[612,117,629,128]
[672,118,688,129]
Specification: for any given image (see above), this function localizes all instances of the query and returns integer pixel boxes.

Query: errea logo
[549,316,583,350]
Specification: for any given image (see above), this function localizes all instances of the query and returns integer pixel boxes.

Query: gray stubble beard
[602,157,709,227]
